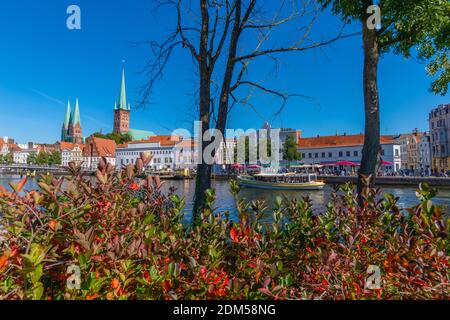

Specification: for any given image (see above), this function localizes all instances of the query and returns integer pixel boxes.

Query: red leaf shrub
[0,158,448,300]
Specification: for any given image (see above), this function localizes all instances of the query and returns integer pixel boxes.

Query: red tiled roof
[0,140,21,152]
[59,141,76,151]
[298,134,396,149]
[83,137,116,157]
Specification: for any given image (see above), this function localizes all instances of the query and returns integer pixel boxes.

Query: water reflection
[1,175,449,217]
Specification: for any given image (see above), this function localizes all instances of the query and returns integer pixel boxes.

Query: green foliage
[27,151,61,166]
[282,135,301,162]
[0,153,13,164]
[93,132,133,144]
[319,0,450,95]
[0,160,448,300]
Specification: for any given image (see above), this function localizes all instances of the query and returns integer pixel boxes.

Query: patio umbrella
[381,160,394,165]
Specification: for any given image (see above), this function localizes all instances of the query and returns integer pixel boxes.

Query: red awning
[381,160,394,165]
[335,161,360,166]
[246,165,262,169]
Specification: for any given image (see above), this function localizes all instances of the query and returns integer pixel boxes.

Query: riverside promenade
[318,175,450,187]
[0,164,69,176]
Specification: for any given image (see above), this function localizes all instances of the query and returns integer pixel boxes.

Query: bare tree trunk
[357,19,381,204]
[216,1,242,135]
[193,0,212,220]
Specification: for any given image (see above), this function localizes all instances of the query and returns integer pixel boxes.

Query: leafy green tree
[49,151,61,166]
[27,153,38,165]
[92,132,132,145]
[36,152,50,165]
[318,0,450,198]
[283,135,302,162]
[0,154,13,164]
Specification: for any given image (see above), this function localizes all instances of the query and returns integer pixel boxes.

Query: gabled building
[0,137,20,157]
[13,142,39,164]
[394,129,423,171]
[82,137,116,170]
[418,133,432,172]
[59,141,83,167]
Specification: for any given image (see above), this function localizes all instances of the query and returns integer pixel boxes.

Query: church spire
[116,67,129,110]
[73,98,81,126]
[63,99,71,129]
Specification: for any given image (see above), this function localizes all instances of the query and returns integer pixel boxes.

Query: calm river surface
[1,175,449,216]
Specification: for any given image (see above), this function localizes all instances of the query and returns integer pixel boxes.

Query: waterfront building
[257,122,301,161]
[429,104,450,173]
[174,139,198,170]
[418,133,432,172]
[394,129,423,171]
[61,99,83,144]
[115,136,182,171]
[297,134,401,172]
[0,137,20,156]
[112,67,155,140]
[60,142,83,167]
[12,143,39,164]
[82,137,116,170]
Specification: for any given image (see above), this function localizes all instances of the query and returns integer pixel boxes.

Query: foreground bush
[0,158,448,300]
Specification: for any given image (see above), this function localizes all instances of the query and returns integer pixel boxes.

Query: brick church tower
[113,67,131,134]
[61,98,83,144]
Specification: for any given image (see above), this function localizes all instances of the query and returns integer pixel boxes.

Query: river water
[1,175,449,216]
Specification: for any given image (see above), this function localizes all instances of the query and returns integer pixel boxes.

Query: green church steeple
[63,100,71,129]
[73,98,81,126]
[115,67,129,110]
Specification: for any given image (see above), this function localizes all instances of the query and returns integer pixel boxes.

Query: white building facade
[13,148,39,164]
[418,134,432,171]
[60,143,83,167]
[116,136,180,171]
[298,134,401,173]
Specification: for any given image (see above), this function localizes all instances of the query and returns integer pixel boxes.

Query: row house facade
[116,136,182,171]
[59,142,83,167]
[297,134,401,172]
[58,137,116,170]
[429,104,450,173]
[394,129,424,171]
[0,137,20,157]
[12,142,39,164]
[418,133,432,171]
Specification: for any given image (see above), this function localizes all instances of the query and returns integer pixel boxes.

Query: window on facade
[308,153,312,158]
[381,149,385,156]
[328,152,332,158]
[346,151,350,157]
[354,151,358,157]
[321,152,325,158]
[314,153,318,158]
[339,151,343,157]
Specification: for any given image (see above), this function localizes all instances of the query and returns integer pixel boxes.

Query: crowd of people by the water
[318,167,449,178]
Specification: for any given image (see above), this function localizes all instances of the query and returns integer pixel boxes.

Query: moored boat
[237,172,325,190]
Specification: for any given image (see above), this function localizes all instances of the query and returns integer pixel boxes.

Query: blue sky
[0,0,448,144]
